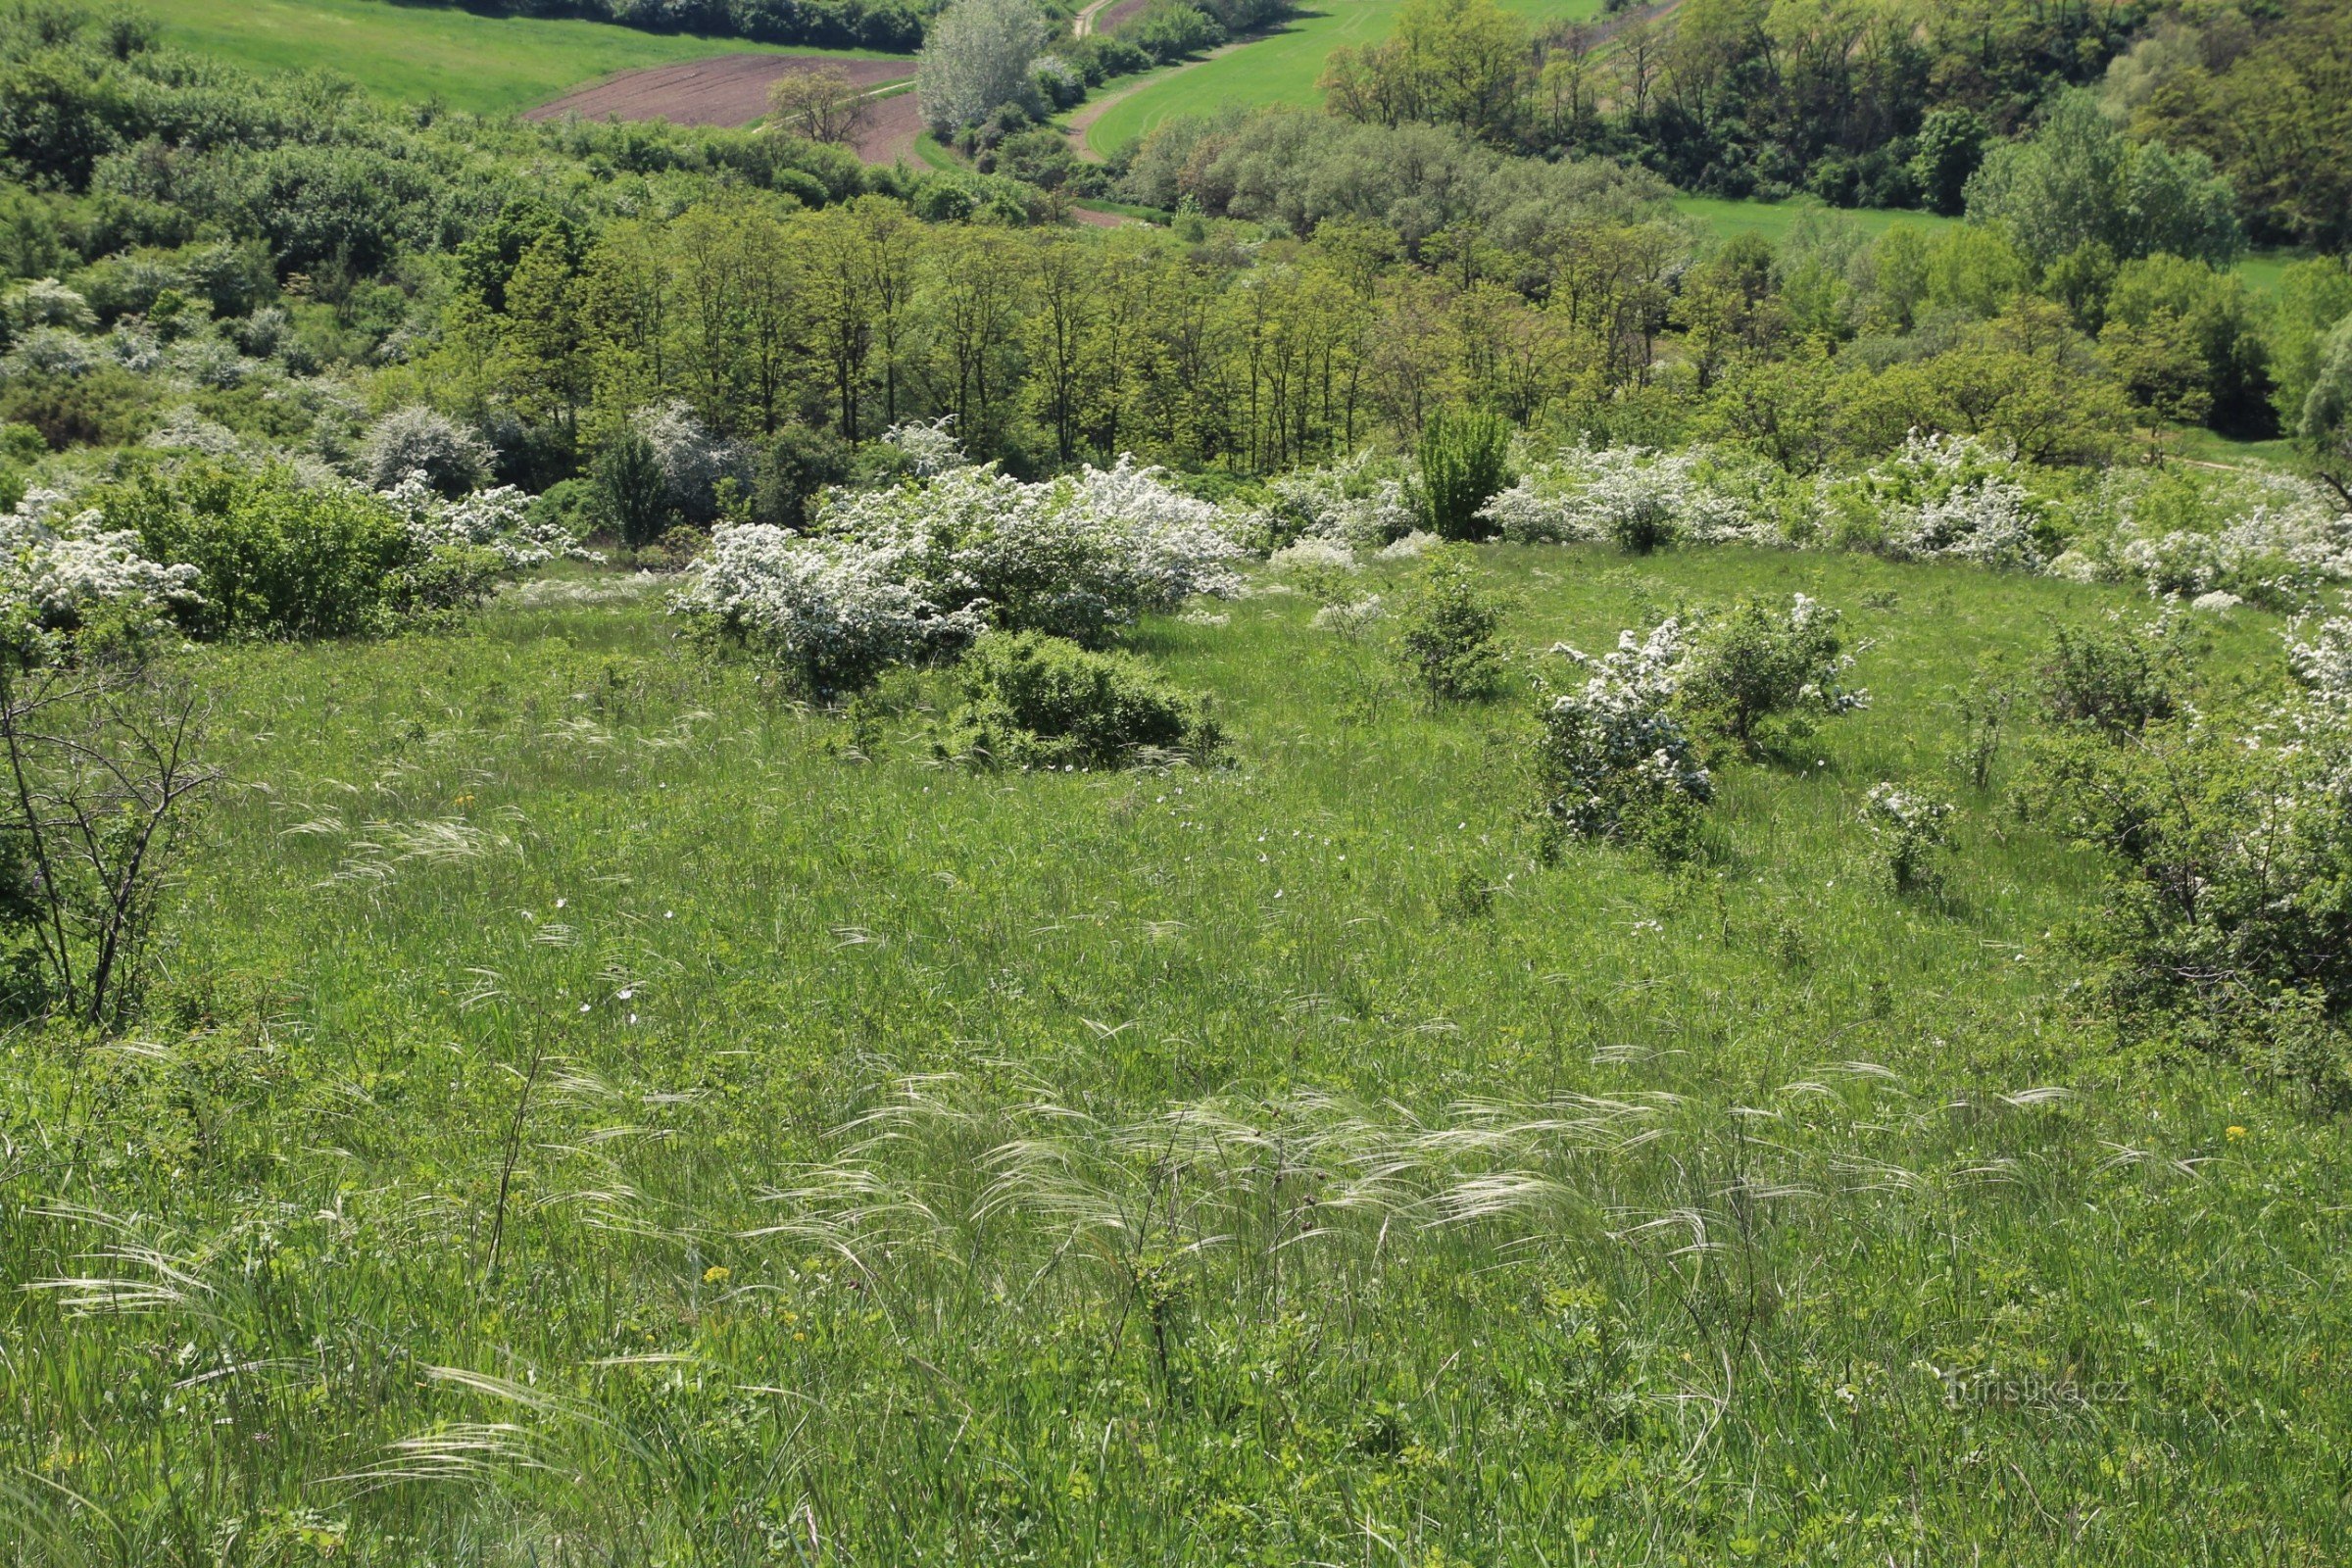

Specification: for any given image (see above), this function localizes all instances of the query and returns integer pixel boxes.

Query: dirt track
[525,54,910,130]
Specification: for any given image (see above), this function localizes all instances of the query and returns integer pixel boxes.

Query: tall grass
[1,548,2344,1562]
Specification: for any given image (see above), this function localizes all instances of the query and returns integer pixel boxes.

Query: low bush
[1534,617,1710,857]
[1861,781,1954,894]
[1416,409,1510,542]
[2034,707,2352,1108]
[937,630,1221,769]
[678,445,1243,694]
[2040,608,2190,739]
[1391,550,1504,705]
[98,461,420,640]
[1677,593,1868,748]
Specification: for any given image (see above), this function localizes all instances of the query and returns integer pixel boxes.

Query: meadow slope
[8,545,2348,1560]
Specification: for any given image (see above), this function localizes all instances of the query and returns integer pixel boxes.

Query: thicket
[938,628,1222,767]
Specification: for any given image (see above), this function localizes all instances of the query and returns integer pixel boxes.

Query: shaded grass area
[1086,0,1604,155]
[137,0,898,115]
[3,545,2346,1559]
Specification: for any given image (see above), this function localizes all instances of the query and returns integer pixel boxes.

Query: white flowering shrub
[0,487,199,657]
[5,326,97,378]
[1861,782,1954,894]
[378,472,600,570]
[882,416,969,478]
[104,322,163,373]
[679,455,1239,693]
[1534,618,1712,852]
[678,521,988,696]
[2032,691,2352,1106]
[2287,612,2352,711]
[2077,466,2352,607]
[1379,530,1441,560]
[362,407,493,496]
[1310,595,1385,637]
[167,335,255,391]
[1268,537,1356,574]
[1481,444,1758,552]
[642,401,752,523]
[144,407,244,457]
[1249,452,1415,551]
[1824,434,2048,569]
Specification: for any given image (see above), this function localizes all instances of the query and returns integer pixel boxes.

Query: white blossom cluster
[1536,619,1712,840]
[1860,780,1954,891]
[0,487,199,638]
[1309,595,1385,636]
[679,521,990,694]
[1838,434,2047,570]
[1268,537,1356,575]
[678,451,1241,691]
[1250,452,1416,552]
[378,472,598,569]
[1437,431,2352,611]
[1861,782,1951,839]
[1481,444,1759,549]
[2287,612,2352,711]
[882,416,969,478]
[1784,592,1872,718]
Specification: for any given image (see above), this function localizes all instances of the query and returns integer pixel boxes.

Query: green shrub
[94,460,422,640]
[1391,550,1504,706]
[1860,781,1953,894]
[937,631,1221,770]
[1415,408,1511,542]
[2033,714,2352,1108]
[595,427,670,549]
[1677,594,1866,748]
[2040,609,2190,739]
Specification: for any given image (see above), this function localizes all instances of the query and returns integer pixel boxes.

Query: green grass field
[1675,195,2299,307]
[137,0,895,115]
[8,543,2348,1559]
[1086,0,1604,156]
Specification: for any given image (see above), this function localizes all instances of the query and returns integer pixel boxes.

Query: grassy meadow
[7,545,2348,1561]
[135,0,895,115]
[1085,0,1604,155]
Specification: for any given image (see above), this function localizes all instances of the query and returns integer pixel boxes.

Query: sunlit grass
[3,546,2345,1561]
[1086,0,1604,155]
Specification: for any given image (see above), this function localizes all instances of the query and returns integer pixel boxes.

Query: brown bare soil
[1095,0,1154,34]
[853,90,926,165]
[525,54,910,129]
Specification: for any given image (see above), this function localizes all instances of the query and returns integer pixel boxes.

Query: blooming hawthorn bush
[679,520,988,696]
[1861,782,1954,894]
[1249,452,1416,551]
[1677,593,1869,748]
[1534,618,1712,851]
[0,487,199,657]
[1823,434,2050,569]
[2067,467,2352,607]
[379,472,598,571]
[678,453,1240,694]
[1481,444,1758,552]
